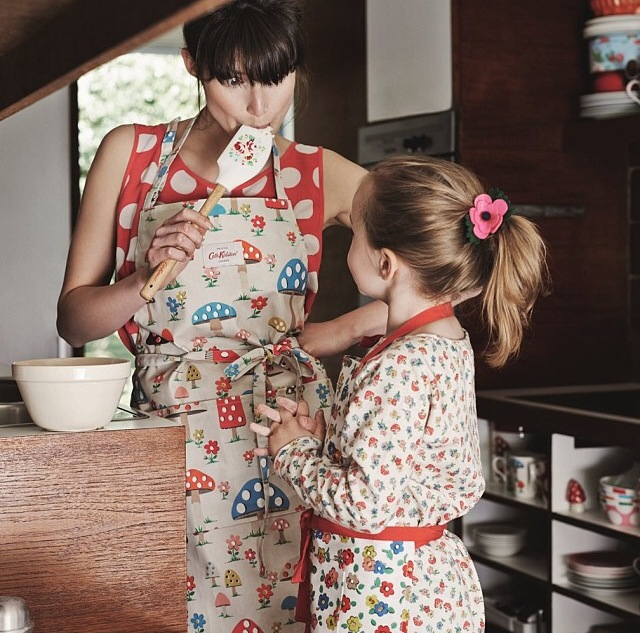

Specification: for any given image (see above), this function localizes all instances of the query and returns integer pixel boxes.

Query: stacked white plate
[566,551,640,594]
[472,522,527,557]
[580,91,640,119]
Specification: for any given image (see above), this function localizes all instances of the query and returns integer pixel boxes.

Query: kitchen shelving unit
[467,385,640,633]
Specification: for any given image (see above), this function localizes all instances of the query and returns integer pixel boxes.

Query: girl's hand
[145,208,213,276]
[251,397,326,457]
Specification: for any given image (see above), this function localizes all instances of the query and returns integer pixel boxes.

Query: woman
[57,1,383,631]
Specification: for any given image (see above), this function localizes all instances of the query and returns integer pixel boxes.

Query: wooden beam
[0,0,226,122]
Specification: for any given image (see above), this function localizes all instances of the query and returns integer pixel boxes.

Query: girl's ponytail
[482,215,550,368]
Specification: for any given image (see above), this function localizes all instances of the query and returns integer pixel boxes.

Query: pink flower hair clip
[465,188,512,245]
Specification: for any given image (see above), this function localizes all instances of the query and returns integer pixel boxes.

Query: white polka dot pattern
[118,203,137,230]
[126,237,137,262]
[170,169,197,195]
[293,198,313,220]
[242,175,268,196]
[141,162,157,185]
[115,247,125,272]
[302,233,320,256]
[136,133,158,153]
[294,144,319,155]
[280,166,302,189]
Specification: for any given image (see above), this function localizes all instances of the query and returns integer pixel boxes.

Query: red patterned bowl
[591,0,640,16]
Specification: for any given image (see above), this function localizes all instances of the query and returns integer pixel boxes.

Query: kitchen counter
[476,382,640,445]
[0,408,187,633]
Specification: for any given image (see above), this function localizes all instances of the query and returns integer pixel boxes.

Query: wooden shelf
[563,115,640,153]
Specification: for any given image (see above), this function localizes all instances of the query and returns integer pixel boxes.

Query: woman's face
[185,52,296,135]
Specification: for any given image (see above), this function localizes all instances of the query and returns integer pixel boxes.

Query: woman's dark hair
[183,0,307,86]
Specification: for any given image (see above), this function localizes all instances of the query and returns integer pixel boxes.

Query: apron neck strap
[360,302,454,366]
[143,116,198,209]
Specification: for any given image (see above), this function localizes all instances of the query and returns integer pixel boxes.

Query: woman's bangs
[201,24,298,85]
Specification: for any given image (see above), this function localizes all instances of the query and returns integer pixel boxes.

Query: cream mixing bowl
[11,357,130,432]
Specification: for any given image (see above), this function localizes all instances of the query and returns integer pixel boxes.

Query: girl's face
[348,180,385,300]
[184,51,296,135]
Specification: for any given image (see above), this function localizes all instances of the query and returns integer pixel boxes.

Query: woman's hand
[145,208,213,276]
[297,320,355,358]
[251,397,326,457]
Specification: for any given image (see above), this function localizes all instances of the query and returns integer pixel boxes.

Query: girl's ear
[182,48,197,77]
[379,248,399,280]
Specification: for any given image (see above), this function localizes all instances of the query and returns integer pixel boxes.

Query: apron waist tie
[291,509,447,626]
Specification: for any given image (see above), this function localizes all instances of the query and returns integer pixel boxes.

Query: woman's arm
[57,125,146,347]
[57,124,212,348]
[299,150,388,356]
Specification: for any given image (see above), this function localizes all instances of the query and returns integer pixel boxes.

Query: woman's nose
[247,86,266,116]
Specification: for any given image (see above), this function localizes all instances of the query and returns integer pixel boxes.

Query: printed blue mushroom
[277,258,308,331]
[192,302,237,335]
[231,477,290,520]
[208,202,226,229]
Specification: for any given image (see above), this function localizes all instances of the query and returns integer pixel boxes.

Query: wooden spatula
[140,125,274,301]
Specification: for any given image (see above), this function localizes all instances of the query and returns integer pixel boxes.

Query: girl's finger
[253,447,269,457]
[249,421,272,437]
[298,415,316,433]
[256,404,281,423]
[276,396,298,414]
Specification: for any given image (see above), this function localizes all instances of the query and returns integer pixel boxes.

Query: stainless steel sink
[0,402,33,426]
[0,377,31,426]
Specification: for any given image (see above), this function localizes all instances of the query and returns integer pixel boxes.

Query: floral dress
[115,117,332,633]
[275,332,486,633]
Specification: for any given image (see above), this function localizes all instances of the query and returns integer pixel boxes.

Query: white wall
[0,89,71,368]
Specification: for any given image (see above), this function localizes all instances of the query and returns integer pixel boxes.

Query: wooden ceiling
[0,0,226,122]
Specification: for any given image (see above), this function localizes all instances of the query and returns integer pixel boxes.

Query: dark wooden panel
[452,0,632,388]
[0,0,226,122]
[0,424,186,632]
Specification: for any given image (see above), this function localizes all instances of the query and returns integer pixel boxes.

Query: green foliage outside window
[79,52,198,402]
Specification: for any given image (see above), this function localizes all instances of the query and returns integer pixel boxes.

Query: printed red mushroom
[205,347,241,363]
[146,331,171,353]
[231,619,264,633]
[265,197,287,221]
[271,517,290,544]
[566,478,587,513]
[234,239,262,295]
[185,469,215,545]
[217,395,247,441]
[215,592,231,617]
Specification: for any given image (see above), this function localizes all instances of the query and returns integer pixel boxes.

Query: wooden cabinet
[468,386,640,632]
[0,415,186,633]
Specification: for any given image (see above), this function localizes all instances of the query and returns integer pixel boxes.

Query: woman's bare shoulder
[322,149,368,228]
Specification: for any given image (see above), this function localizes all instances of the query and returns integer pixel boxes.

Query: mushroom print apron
[131,119,333,633]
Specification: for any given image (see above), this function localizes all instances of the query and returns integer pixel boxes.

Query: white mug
[626,78,640,105]
[490,428,531,482]
[492,452,546,500]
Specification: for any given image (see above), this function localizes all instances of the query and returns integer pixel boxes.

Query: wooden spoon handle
[139,183,226,301]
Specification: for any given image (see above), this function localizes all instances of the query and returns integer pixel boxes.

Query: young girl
[252,155,549,632]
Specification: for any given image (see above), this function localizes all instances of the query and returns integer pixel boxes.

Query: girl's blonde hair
[362,155,550,368]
